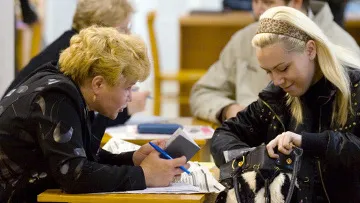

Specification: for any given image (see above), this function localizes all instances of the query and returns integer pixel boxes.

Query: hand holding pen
[139,141,190,187]
[149,142,191,174]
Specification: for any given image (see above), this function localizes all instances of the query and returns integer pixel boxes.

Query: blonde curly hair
[72,0,134,31]
[59,26,150,86]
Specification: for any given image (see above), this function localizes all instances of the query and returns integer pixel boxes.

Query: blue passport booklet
[164,128,200,161]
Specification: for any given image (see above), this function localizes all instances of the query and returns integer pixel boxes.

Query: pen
[132,86,153,99]
[149,141,191,175]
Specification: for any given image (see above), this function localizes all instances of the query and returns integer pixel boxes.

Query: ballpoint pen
[149,141,191,175]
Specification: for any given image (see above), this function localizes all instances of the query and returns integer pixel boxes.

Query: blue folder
[137,123,183,134]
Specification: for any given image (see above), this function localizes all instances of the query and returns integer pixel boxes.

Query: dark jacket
[0,62,145,202]
[211,68,360,203]
[4,28,130,129]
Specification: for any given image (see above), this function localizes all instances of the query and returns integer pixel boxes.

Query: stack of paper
[173,161,225,193]
[101,137,224,194]
[102,138,140,153]
[102,162,224,194]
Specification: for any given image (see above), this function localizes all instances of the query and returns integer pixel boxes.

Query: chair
[147,11,206,116]
[16,21,42,71]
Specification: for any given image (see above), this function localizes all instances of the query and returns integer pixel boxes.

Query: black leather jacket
[211,68,360,202]
[0,63,145,202]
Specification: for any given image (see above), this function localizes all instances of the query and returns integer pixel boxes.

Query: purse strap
[285,147,303,203]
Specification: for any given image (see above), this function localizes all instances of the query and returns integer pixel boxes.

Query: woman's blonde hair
[59,26,150,87]
[252,6,360,128]
[72,0,133,31]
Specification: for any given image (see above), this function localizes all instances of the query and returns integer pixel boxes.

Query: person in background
[5,0,148,133]
[190,0,360,124]
[0,26,188,203]
[318,0,347,27]
[223,0,253,11]
[18,0,38,25]
[211,6,360,202]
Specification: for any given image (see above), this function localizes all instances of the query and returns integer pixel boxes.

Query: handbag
[216,144,303,203]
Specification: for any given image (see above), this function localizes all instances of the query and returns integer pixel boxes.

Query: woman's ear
[91,76,105,95]
[306,40,317,61]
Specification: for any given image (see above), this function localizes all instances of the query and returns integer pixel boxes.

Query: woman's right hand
[140,152,188,187]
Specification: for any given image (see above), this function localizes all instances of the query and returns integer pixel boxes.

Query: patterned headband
[256,18,312,42]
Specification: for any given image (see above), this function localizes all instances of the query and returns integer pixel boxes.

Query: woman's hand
[266,131,302,158]
[140,152,189,187]
[127,91,150,115]
[133,139,166,166]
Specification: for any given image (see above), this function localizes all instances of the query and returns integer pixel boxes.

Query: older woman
[211,6,360,203]
[0,26,187,202]
[5,0,148,131]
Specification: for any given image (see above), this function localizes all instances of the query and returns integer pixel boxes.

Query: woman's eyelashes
[265,65,289,75]
[279,65,289,72]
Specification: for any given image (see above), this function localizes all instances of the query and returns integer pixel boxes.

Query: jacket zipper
[318,108,331,203]
[260,99,286,132]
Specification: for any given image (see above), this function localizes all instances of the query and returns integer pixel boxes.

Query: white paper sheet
[102,138,140,153]
[95,162,225,194]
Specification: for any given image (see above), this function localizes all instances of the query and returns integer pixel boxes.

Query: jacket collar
[300,76,336,106]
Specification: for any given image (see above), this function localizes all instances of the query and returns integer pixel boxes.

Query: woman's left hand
[127,91,150,115]
[133,139,166,166]
[266,131,302,159]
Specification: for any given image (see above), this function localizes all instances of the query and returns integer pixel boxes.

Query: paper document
[102,137,140,153]
[99,162,225,194]
[101,138,224,194]
[173,161,225,193]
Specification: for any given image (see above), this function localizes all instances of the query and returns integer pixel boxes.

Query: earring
[93,95,97,102]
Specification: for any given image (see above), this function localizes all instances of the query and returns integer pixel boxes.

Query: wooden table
[38,190,206,203]
[178,11,360,116]
[101,117,218,161]
[38,162,219,203]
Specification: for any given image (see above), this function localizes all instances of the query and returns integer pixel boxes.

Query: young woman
[0,26,188,202]
[211,6,360,202]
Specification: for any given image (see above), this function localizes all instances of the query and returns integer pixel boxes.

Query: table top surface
[38,161,218,203]
[38,189,207,203]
